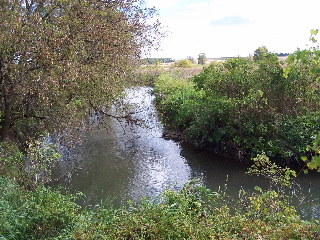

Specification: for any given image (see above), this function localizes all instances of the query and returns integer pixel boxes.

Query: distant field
[141,55,289,79]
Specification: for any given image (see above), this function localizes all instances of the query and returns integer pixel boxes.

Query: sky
[146,0,320,59]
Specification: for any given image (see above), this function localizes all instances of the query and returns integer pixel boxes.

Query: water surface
[53,87,320,219]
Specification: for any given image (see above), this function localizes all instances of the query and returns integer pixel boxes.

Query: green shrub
[0,142,25,182]
[0,138,61,187]
[0,176,80,239]
[153,71,195,97]
[70,179,320,239]
[154,57,320,163]
[172,59,193,68]
[1,173,319,239]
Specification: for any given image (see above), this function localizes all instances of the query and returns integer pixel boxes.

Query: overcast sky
[146,0,320,59]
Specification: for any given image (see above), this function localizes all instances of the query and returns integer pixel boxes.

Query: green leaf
[301,156,308,162]
[286,54,296,63]
[311,29,319,36]
[307,156,320,170]
[283,67,291,78]
[310,37,317,43]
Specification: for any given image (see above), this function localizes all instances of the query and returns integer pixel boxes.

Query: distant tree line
[143,58,175,64]
[276,53,291,57]
[253,47,291,61]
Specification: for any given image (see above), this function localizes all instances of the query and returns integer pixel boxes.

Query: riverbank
[1,86,319,239]
[51,87,319,220]
[152,57,320,169]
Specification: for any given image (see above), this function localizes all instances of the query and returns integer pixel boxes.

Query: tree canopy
[253,46,269,60]
[198,53,207,65]
[0,0,161,143]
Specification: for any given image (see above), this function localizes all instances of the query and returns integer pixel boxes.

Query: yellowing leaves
[0,0,161,141]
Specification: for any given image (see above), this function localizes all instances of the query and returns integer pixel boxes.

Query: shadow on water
[51,87,320,219]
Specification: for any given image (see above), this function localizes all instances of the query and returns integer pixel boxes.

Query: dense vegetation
[172,59,194,68]
[154,50,320,166]
[0,1,319,238]
[0,0,160,145]
[143,58,175,64]
[1,142,319,239]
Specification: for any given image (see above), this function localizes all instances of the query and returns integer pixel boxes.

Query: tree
[198,53,207,65]
[253,46,269,61]
[253,46,279,61]
[0,0,161,143]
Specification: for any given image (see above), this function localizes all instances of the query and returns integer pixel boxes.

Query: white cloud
[149,0,320,59]
[211,16,251,26]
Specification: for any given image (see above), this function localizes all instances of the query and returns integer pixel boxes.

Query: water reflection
[53,87,195,204]
[52,87,319,219]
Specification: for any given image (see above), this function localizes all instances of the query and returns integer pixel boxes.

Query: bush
[65,179,319,239]
[1,173,319,239]
[153,71,195,100]
[0,138,61,187]
[154,57,320,163]
[172,59,193,68]
[0,176,80,239]
[0,142,25,183]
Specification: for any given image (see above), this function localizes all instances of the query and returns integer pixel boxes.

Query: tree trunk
[0,57,13,141]
[0,95,12,141]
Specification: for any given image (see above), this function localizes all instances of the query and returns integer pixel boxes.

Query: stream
[52,87,320,220]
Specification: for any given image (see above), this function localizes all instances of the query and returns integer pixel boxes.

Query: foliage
[0,139,60,188]
[285,29,320,172]
[172,59,193,68]
[143,58,174,64]
[153,71,195,98]
[303,134,320,172]
[153,71,199,125]
[0,141,25,182]
[198,52,207,65]
[134,65,163,86]
[154,56,320,163]
[253,46,269,60]
[247,154,297,189]
[186,56,195,63]
[0,176,80,239]
[1,175,319,239]
[25,137,61,184]
[253,46,279,62]
[238,186,299,226]
[0,0,161,144]
[1,143,319,239]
